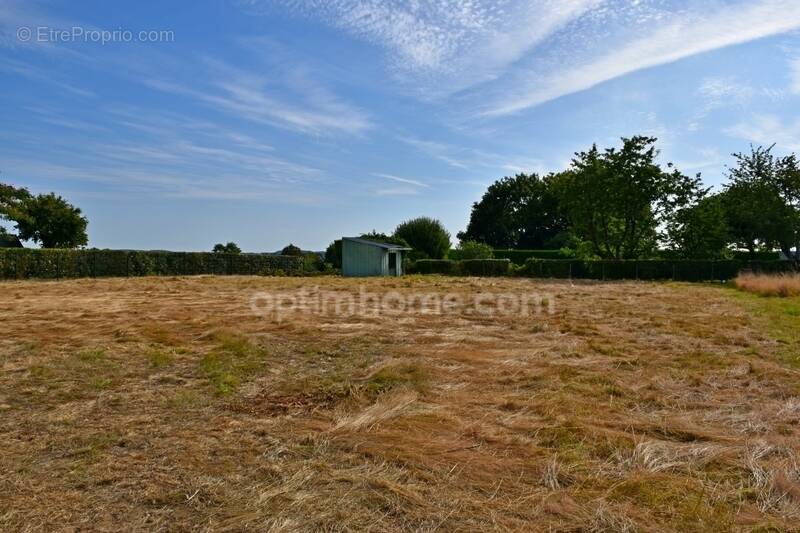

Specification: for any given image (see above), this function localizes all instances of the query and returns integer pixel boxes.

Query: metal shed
[341,237,411,277]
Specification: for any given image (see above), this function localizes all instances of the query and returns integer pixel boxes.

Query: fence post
[672,263,676,281]
[56,253,60,279]
[126,253,130,277]
[635,261,639,280]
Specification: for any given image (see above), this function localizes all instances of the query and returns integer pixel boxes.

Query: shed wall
[342,239,388,277]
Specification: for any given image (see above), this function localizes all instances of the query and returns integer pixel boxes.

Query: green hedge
[0,249,304,280]
[493,249,570,264]
[461,259,511,276]
[514,259,794,281]
[409,259,511,276]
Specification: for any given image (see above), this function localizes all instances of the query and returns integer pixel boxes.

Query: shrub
[449,241,493,260]
[302,252,324,273]
[393,217,451,259]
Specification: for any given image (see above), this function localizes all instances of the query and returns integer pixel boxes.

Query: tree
[552,136,701,259]
[458,173,566,249]
[15,192,88,248]
[280,244,303,256]
[667,192,731,259]
[325,239,342,268]
[0,183,32,234]
[213,242,241,254]
[722,145,800,265]
[358,231,409,247]
[393,217,451,259]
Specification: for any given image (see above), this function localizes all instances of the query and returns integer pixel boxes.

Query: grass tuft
[365,362,428,395]
[200,331,268,394]
[735,273,800,297]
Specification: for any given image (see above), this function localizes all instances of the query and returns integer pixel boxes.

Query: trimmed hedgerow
[493,249,570,265]
[513,258,794,281]
[410,259,457,275]
[407,257,794,281]
[408,258,511,276]
[0,249,303,280]
[460,259,511,276]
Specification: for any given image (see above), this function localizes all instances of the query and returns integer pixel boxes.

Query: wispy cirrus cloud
[143,59,372,136]
[790,56,800,94]
[245,0,598,95]
[478,0,800,116]
[373,173,429,188]
[255,0,800,115]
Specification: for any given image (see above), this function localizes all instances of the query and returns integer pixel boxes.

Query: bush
[449,241,493,260]
[302,252,324,273]
[0,249,304,279]
[393,217,451,259]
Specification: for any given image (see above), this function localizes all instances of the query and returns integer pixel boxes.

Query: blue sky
[2,0,800,251]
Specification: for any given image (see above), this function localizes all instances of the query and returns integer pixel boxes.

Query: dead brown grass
[1,275,799,531]
[735,272,800,297]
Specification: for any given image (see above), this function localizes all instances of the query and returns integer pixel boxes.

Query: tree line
[459,136,800,266]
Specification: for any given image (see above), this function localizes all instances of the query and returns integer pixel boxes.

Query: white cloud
[479,0,800,116]
[259,1,800,114]
[791,57,800,94]
[254,0,598,95]
[373,173,429,188]
[725,114,800,151]
[143,59,372,136]
[697,77,754,106]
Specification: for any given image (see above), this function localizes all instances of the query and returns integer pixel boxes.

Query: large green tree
[722,145,800,264]
[552,136,701,259]
[11,190,88,248]
[667,192,731,259]
[393,217,451,259]
[0,183,32,235]
[458,173,566,249]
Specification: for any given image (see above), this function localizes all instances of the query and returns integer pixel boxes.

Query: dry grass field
[1,275,800,531]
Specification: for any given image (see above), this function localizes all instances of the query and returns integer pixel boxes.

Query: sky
[2,0,800,252]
